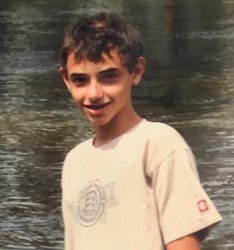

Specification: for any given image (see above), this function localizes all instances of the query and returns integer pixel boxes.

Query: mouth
[83,102,111,110]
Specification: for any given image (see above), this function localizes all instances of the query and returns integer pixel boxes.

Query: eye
[99,70,120,84]
[70,74,89,86]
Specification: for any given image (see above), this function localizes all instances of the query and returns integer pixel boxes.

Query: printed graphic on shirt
[197,199,209,212]
[76,179,118,227]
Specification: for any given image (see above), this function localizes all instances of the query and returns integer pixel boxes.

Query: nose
[87,81,103,102]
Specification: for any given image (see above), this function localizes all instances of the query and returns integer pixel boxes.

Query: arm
[62,200,74,250]
[166,234,201,250]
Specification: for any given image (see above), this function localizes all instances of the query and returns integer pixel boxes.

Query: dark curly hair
[60,12,143,73]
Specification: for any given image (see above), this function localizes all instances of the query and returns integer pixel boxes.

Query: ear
[59,67,71,91]
[132,56,146,86]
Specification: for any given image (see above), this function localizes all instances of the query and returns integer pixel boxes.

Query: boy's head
[60,12,143,73]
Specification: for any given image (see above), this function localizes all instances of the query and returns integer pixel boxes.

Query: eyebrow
[69,68,120,77]
[97,68,120,75]
[70,73,87,78]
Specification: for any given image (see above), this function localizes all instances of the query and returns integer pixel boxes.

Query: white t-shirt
[62,119,222,250]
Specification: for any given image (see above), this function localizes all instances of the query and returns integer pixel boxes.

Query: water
[0,0,233,249]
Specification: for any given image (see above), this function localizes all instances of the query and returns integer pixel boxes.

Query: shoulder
[61,138,94,188]
[140,120,193,175]
[142,120,178,135]
[64,138,93,163]
[140,120,188,150]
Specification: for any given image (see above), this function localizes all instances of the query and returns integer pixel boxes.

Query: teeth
[84,103,109,110]
[90,105,103,110]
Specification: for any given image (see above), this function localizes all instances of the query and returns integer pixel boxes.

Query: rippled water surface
[0,0,233,249]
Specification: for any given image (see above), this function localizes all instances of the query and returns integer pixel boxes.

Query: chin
[87,116,111,127]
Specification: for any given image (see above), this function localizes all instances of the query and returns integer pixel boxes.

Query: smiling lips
[83,102,111,111]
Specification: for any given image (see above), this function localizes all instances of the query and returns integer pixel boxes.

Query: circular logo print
[197,199,209,212]
[77,180,105,227]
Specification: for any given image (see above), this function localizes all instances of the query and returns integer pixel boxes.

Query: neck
[93,111,142,147]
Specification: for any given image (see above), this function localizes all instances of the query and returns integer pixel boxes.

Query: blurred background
[0,0,233,249]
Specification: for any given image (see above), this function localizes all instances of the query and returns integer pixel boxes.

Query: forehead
[66,50,126,73]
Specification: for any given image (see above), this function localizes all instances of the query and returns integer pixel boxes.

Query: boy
[59,12,222,250]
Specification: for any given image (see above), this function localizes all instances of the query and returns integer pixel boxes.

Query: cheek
[111,82,132,96]
[69,91,85,109]
[69,87,83,101]
[118,84,132,98]
[111,87,132,108]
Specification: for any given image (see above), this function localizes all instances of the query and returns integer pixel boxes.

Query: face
[60,50,145,128]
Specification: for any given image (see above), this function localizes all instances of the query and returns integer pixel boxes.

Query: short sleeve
[152,148,222,245]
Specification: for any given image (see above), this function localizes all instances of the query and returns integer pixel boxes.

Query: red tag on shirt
[197,199,209,212]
